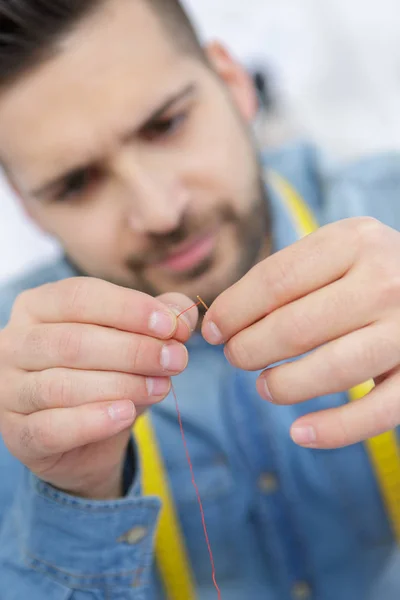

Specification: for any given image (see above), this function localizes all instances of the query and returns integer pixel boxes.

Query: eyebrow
[30,82,197,199]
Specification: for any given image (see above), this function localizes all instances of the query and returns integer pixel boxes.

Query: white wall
[184,0,400,157]
[2,0,400,283]
[0,177,59,283]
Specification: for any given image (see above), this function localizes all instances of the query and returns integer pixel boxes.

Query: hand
[0,278,198,499]
[203,217,400,449]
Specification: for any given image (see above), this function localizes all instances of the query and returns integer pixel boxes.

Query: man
[1,0,400,598]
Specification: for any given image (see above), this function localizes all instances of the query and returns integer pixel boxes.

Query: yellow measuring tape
[134,170,400,600]
[135,413,197,599]
[270,170,400,542]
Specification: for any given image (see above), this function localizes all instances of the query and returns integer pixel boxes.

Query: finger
[290,369,400,448]
[256,321,400,405]
[5,400,137,461]
[13,277,179,340]
[203,218,368,344]
[13,323,188,376]
[11,369,171,415]
[156,293,199,342]
[224,273,377,371]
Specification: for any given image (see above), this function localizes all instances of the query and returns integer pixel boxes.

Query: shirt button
[257,472,279,494]
[292,581,312,600]
[118,526,148,545]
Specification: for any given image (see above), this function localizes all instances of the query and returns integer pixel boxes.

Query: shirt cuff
[16,437,161,591]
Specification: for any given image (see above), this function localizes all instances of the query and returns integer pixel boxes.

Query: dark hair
[0,0,203,86]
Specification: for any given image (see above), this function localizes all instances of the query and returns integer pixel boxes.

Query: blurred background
[1,0,400,283]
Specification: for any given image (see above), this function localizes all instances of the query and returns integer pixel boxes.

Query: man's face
[0,0,270,306]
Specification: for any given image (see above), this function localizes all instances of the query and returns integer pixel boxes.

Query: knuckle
[31,414,57,455]
[45,371,73,408]
[324,345,353,383]
[19,375,43,413]
[257,255,300,307]
[55,327,82,363]
[63,278,91,321]
[352,216,383,247]
[283,309,314,354]
[373,396,398,432]
[116,374,138,400]
[120,291,142,326]
[350,334,396,375]
[127,336,146,371]
[19,424,35,450]
[10,289,34,319]
[369,333,400,368]
[0,411,59,460]
[24,325,47,355]
[226,336,253,369]
[387,274,400,304]
[375,271,400,309]
[332,412,352,447]
[258,259,286,297]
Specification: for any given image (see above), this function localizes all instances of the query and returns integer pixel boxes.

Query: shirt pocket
[167,455,246,585]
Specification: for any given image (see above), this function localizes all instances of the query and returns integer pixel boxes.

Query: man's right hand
[0,278,198,500]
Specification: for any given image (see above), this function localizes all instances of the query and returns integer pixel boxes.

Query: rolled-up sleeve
[0,440,161,599]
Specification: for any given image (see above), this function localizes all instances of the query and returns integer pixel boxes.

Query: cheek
[187,110,255,200]
[70,229,112,258]
[181,137,254,210]
[42,206,119,264]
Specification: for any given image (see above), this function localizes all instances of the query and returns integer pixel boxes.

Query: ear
[205,41,258,122]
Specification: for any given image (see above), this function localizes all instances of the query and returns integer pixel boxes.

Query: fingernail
[169,305,193,333]
[149,311,176,337]
[160,343,188,372]
[203,321,223,345]
[146,377,171,397]
[108,400,136,422]
[291,425,317,446]
[262,379,273,402]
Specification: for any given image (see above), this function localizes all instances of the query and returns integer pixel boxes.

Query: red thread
[174,297,221,598]
[171,384,221,599]
[177,301,202,318]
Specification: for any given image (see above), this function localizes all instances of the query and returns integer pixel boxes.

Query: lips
[152,232,216,274]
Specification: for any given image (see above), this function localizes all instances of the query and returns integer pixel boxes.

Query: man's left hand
[202,217,400,449]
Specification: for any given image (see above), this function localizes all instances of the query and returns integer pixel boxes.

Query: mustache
[126,205,239,270]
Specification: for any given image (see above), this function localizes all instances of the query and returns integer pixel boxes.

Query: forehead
[0,0,193,184]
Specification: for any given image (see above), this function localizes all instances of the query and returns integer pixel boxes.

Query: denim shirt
[1,143,400,600]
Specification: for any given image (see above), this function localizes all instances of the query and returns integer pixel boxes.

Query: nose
[113,151,189,235]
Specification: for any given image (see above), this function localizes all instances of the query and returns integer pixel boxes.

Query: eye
[142,112,187,141]
[55,167,99,202]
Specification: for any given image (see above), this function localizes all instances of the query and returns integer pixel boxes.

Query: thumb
[156,293,199,342]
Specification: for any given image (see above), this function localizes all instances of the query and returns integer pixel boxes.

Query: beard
[65,167,273,307]
[123,172,272,306]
